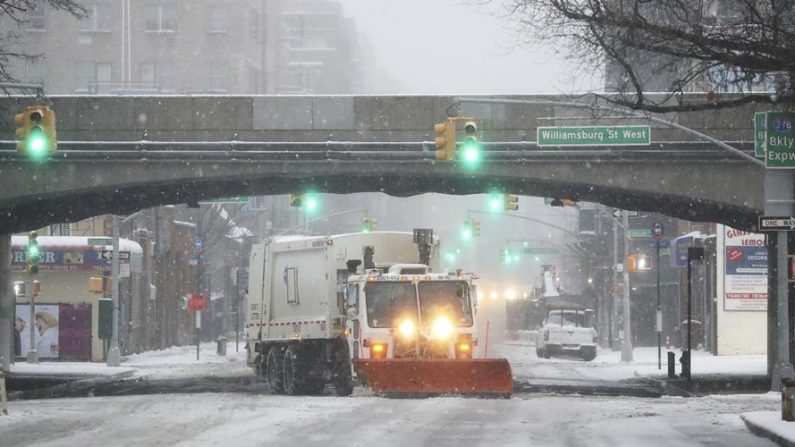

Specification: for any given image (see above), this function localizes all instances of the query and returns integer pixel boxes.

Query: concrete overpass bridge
[0,94,763,233]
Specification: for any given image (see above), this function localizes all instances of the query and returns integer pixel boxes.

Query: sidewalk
[742,411,795,447]
[6,340,250,397]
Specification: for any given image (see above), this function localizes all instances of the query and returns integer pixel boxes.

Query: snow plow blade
[354,358,513,397]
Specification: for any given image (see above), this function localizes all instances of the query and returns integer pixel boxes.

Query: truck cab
[344,264,478,367]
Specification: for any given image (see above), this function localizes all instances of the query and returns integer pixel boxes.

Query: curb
[741,414,795,447]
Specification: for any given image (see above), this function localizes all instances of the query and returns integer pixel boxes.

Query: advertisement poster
[15,304,60,358]
[15,303,92,360]
[723,227,767,311]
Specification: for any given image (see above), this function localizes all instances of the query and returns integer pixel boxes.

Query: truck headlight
[431,316,453,340]
[398,319,416,339]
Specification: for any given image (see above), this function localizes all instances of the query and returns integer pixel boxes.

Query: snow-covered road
[0,392,778,446]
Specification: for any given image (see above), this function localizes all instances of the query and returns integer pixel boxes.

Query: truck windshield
[418,281,473,327]
[364,281,418,328]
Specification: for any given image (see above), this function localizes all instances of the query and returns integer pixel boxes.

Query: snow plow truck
[245,229,512,397]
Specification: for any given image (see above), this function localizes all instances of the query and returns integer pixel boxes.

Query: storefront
[12,236,143,362]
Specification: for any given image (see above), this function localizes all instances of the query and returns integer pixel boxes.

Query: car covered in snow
[535,306,597,361]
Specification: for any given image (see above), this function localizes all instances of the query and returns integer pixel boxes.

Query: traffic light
[15,105,56,160]
[304,193,319,212]
[487,194,503,212]
[434,119,456,160]
[471,219,481,237]
[504,195,519,211]
[501,248,510,263]
[361,217,378,233]
[461,219,473,240]
[26,231,41,274]
[289,194,304,207]
[459,121,481,169]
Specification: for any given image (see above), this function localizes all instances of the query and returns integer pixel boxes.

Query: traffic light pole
[26,273,37,364]
[107,215,121,367]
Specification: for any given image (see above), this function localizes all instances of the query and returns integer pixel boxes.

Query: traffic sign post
[759,216,795,231]
[652,222,664,370]
[537,125,651,147]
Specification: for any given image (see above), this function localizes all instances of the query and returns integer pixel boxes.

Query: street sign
[627,229,652,238]
[764,111,795,168]
[754,112,766,159]
[648,240,671,249]
[198,196,249,204]
[612,210,639,218]
[537,126,651,147]
[758,215,795,231]
[87,237,111,246]
[100,250,130,261]
[189,293,207,311]
[652,222,664,242]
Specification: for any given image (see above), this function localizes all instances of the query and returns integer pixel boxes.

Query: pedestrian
[13,317,25,358]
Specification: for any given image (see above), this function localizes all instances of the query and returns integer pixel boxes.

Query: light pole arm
[466,210,578,237]
[275,208,369,236]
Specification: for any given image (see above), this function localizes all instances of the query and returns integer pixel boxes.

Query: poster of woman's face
[16,304,59,359]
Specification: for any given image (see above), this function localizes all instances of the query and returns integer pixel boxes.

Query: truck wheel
[581,347,597,362]
[535,347,544,358]
[334,341,354,396]
[266,347,285,394]
[283,345,309,395]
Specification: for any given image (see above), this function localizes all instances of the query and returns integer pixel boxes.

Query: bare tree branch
[498,0,795,111]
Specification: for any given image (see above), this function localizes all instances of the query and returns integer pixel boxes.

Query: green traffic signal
[27,231,41,274]
[488,194,503,212]
[459,121,481,170]
[303,193,319,213]
[27,126,48,159]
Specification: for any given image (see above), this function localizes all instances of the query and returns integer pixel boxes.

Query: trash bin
[783,379,795,421]
[216,336,227,357]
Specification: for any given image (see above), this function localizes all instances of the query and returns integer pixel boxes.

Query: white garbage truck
[245,229,512,396]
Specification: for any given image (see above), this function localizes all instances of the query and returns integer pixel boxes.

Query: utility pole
[612,217,619,349]
[107,215,121,367]
[621,210,633,362]
[0,235,11,372]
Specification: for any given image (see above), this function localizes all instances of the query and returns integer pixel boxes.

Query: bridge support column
[766,171,795,391]
[0,235,12,372]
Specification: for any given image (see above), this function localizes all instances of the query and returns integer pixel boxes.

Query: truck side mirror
[345,285,359,314]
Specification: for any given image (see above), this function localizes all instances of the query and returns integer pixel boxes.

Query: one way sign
[100,250,130,261]
[758,216,795,231]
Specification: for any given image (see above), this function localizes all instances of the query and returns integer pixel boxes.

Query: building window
[141,61,176,92]
[27,1,46,31]
[25,60,46,87]
[145,3,177,33]
[75,61,112,92]
[75,62,96,91]
[80,4,112,33]
[207,7,227,34]
[208,63,227,92]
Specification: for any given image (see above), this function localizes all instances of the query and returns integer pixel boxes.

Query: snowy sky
[341,0,603,94]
